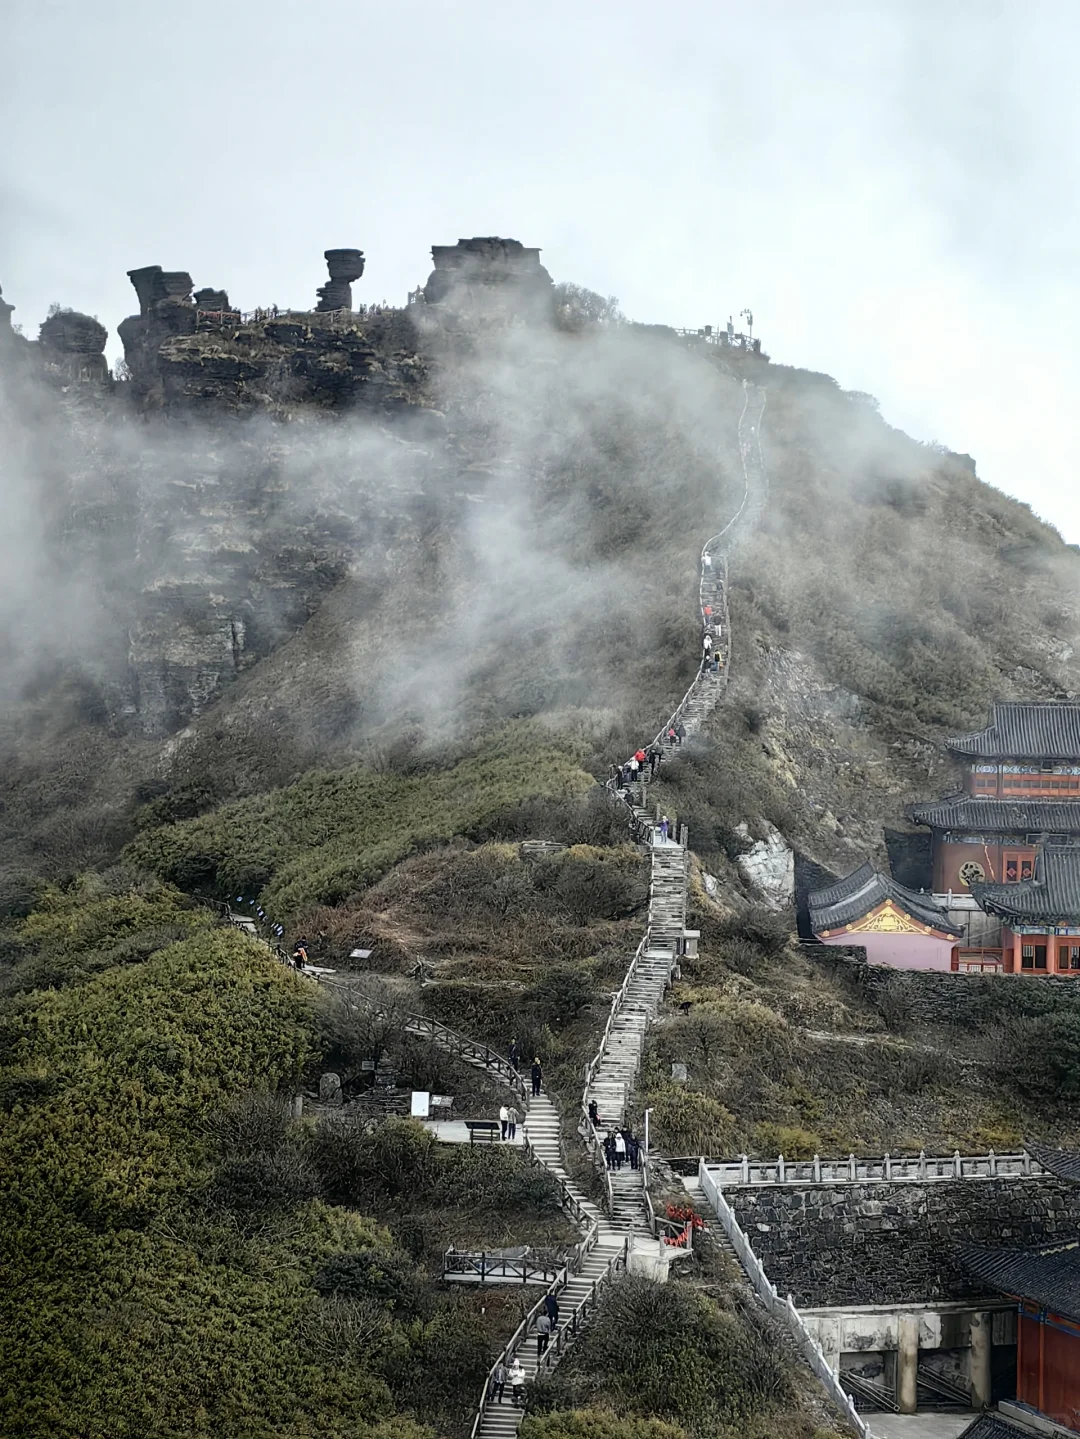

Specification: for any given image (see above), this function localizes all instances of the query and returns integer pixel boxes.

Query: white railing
[699,1162,870,1439]
[704,1148,1041,1188]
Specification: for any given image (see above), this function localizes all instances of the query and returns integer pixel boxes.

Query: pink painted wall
[816,932,955,971]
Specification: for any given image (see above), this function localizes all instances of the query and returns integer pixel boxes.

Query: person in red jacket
[634,747,646,768]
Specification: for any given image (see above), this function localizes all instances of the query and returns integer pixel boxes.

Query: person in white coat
[499,1104,509,1141]
[509,1358,526,1407]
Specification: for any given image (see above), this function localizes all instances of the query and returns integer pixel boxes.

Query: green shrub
[540,1277,792,1428]
[126,729,596,917]
[522,1411,690,1439]
[752,1123,822,1159]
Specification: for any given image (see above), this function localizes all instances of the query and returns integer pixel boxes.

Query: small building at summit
[809,863,963,970]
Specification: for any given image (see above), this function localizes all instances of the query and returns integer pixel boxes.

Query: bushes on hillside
[126,734,596,917]
[530,1277,792,1431]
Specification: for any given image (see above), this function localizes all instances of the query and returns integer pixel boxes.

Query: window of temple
[1021,944,1047,970]
[1020,857,1034,880]
[1005,855,1020,881]
[1060,945,1080,971]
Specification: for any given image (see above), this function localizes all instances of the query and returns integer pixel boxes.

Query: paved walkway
[424,1120,524,1146]
[865,1416,975,1439]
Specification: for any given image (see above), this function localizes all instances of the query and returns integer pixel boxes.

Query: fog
[4,0,1078,538]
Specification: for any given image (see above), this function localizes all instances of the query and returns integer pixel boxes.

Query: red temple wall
[1018,1311,1080,1431]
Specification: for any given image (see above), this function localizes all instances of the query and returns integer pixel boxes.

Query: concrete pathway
[865,1416,975,1439]
[423,1120,525,1146]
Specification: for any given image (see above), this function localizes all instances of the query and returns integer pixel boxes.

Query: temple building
[968,845,1080,977]
[808,863,963,970]
[913,702,1080,896]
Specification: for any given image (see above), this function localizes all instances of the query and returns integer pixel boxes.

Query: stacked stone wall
[729,1176,1080,1307]
[819,949,1080,1026]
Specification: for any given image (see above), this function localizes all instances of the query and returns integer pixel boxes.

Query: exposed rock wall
[730,1176,1080,1306]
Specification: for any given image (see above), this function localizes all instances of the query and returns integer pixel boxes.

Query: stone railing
[699,1162,870,1439]
[704,1149,1042,1188]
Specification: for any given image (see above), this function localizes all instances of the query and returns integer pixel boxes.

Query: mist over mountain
[3,251,1080,1439]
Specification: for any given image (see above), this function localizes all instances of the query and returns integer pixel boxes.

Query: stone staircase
[475,1241,627,1439]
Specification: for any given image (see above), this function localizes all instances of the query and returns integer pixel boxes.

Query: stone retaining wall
[729,1176,1080,1307]
[819,948,1080,1027]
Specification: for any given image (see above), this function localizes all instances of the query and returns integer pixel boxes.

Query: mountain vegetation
[3,286,1080,1436]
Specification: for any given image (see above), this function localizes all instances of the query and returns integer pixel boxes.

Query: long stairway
[586,824,687,1231]
[457,380,769,1439]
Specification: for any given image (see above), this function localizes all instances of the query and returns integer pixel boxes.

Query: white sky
[4,0,1078,538]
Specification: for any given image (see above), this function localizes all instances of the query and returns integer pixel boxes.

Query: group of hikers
[489,1288,561,1402]
[588,1099,642,1170]
[508,1040,543,1098]
[497,1103,522,1141]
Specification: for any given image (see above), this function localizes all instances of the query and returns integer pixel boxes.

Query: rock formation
[422,237,553,317]
[0,283,13,333]
[193,287,232,313]
[127,265,194,314]
[37,308,109,381]
[316,249,364,311]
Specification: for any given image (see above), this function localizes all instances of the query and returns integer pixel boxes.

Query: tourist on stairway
[544,1292,559,1326]
[604,1132,616,1169]
[535,1311,552,1357]
[659,815,669,843]
[507,1104,519,1141]
[509,1038,521,1070]
[499,1104,509,1141]
[491,1359,507,1402]
[531,1057,543,1097]
[675,721,686,743]
[627,1133,640,1169]
[648,745,661,778]
[634,747,646,769]
[614,1131,626,1168]
[509,1358,526,1406]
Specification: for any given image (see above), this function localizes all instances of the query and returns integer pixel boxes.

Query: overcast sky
[4,0,1077,537]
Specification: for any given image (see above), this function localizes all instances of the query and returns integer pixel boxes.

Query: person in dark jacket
[530,1058,543,1098]
[588,1099,599,1127]
[544,1292,559,1326]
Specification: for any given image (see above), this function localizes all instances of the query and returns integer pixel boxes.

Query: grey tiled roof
[1026,1142,1080,1183]
[959,1237,1080,1323]
[972,844,1080,923]
[911,797,1080,833]
[808,862,963,937]
[948,702,1080,760]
